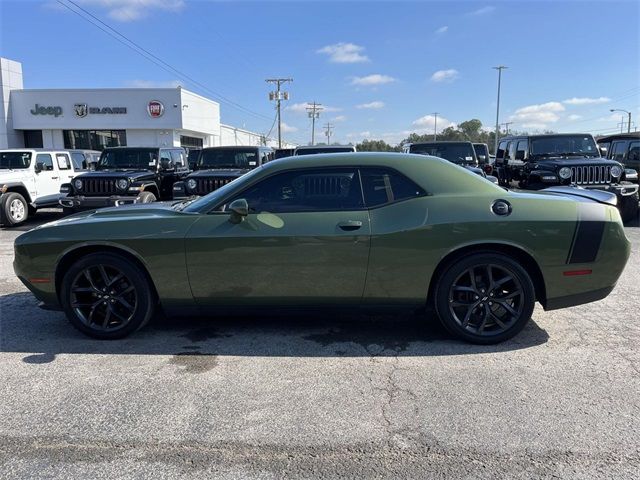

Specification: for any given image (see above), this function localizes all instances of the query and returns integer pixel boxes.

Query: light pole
[610,108,632,134]
[493,65,508,154]
[432,112,439,141]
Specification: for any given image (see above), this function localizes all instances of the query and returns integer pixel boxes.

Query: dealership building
[0,57,294,150]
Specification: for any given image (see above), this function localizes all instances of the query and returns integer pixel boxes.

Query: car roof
[0,148,92,153]
[500,133,594,140]
[201,146,271,150]
[596,132,640,142]
[294,145,355,150]
[410,141,473,145]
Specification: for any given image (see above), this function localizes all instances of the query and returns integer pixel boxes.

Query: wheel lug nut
[489,302,493,306]
[474,295,479,300]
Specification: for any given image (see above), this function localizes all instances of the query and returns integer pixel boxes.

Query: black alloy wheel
[435,253,535,344]
[61,253,155,339]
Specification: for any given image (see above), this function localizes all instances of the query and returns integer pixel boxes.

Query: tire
[619,192,639,224]
[60,253,156,339]
[0,192,29,227]
[137,191,157,203]
[434,252,536,344]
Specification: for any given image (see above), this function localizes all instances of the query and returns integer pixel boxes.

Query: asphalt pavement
[0,209,638,479]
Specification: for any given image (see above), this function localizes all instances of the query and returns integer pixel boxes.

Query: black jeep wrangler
[60,146,190,211]
[494,133,639,222]
[404,141,498,182]
[597,132,640,183]
[173,146,272,199]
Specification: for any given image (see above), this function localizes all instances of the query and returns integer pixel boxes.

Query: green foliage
[355,139,401,152]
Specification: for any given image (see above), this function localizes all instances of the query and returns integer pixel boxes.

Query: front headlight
[187,179,197,190]
[558,167,572,179]
[116,178,129,190]
[74,179,83,190]
[610,165,623,178]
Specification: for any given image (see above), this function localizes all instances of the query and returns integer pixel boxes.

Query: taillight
[483,164,493,175]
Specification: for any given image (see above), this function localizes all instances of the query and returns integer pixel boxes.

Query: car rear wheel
[0,192,29,227]
[61,253,155,339]
[137,191,157,203]
[434,253,535,344]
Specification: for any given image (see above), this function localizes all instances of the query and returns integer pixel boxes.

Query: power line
[57,0,272,123]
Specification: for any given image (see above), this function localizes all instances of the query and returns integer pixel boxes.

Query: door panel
[185,211,371,307]
[34,153,59,199]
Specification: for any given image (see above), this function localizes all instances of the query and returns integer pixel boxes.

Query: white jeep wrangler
[0,149,90,227]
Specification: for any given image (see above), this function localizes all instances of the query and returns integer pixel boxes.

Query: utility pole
[324,123,334,144]
[493,65,508,154]
[306,101,323,145]
[610,108,632,134]
[432,112,439,141]
[500,122,513,136]
[266,78,293,148]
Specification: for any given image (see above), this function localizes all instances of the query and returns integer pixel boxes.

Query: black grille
[570,166,611,186]
[194,177,234,195]
[82,178,117,195]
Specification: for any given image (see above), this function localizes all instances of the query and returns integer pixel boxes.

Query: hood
[531,157,621,167]
[188,168,248,178]
[0,169,31,183]
[75,169,156,180]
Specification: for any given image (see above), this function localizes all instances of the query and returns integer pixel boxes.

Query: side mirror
[599,146,608,157]
[34,162,44,173]
[228,198,249,224]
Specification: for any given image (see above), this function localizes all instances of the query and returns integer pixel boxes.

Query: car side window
[628,141,640,163]
[170,150,184,167]
[360,168,426,208]
[36,153,54,171]
[611,141,627,162]
[505,141,516,161]
[70,152,87,170]
[226,168,364,213]
[56,153,71,170]
[496,141,508,160]
[515,140,528,160]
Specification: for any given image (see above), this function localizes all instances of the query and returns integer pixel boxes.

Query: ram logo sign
[74,103,88,118]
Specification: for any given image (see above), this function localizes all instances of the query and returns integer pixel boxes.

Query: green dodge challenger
[13,153,631,344]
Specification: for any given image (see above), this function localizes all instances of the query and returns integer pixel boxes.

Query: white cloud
[356,101,385,110]
[285,103,342,114]
[510,101,566,128]
[412,114,455,132]
[430,69,459,83]
[316,42,369,63]
[562,96,611,105]
[435,26,448,34]
[125,79,182,88]
[350,74,397,86]
[280,122,298,133]
[469,6,496,15]
[332,115,347,122]
[567,114,582,121]
[347,131,372,139]
[76,0,185,22]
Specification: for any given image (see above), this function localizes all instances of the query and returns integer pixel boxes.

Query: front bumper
[581,183,639,197]
[59,195,139,209]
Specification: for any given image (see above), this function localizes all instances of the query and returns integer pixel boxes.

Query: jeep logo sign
[147,100,164,118]
[30,104,63,117]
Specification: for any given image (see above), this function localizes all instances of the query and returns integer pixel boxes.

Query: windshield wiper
[172,196,200,211]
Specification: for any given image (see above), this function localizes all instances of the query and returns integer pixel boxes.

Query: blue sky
[1,0,639,145]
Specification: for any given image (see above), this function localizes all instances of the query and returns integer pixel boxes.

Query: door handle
[337,220,363,231]
[51,176,59,179]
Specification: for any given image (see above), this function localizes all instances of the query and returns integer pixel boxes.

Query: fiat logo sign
[147,100,164,118]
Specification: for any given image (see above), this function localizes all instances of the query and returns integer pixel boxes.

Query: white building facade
[0,57,295,151]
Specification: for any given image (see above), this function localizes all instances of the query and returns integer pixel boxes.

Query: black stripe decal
[568,203,606,264]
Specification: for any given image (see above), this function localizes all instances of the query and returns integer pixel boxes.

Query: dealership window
[180,135,203,148]
[63,130,127,150]
[23,130,44,148]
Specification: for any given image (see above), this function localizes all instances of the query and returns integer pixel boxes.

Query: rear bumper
[544,286,614,310]
[59,195,139,209]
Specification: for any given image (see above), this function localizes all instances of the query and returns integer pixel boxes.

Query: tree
[355,139,400,152]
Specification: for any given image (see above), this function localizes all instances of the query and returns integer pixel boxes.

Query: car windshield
[295,147,354,155]
[409,144,476,164]
[530,136,599,158]
[198,149,258,169]
[0,151,31,169]
[473,144,489,161]
[97,149,158,169]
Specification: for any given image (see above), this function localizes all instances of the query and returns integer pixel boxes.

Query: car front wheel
[0,192,29,227]
[434,253,535,344]
[60,253,155,339]
[137,191,157,203]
